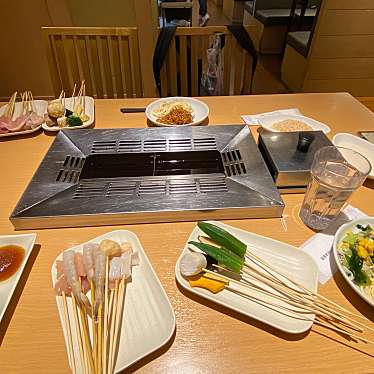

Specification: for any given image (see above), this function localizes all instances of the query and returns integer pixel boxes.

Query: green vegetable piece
[67,115,83,127]
[357,224,372,236]
[347,250,371,286]
[197,222,247,258]
[188,241,244,273]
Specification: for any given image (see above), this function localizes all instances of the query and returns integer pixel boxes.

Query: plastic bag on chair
[200,34,224,96]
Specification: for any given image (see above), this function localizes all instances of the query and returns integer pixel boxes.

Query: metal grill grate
[222,150,246,177]
[56,155,84,183]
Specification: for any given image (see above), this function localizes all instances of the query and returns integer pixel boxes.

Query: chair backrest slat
[42,27,143,98]
[179,35,188,96]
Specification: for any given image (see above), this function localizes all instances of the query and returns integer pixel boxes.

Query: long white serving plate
[42,96,95,132]
[175,221,319,334]
[0,100,46,138]
[51,230,175,373]
[0,233,37,322]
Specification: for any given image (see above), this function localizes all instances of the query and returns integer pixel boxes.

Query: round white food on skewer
[100,239,121,257]
[180,252,207,277]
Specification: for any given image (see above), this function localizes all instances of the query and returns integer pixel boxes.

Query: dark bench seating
[286,31,311,57]
[255,8,317,27]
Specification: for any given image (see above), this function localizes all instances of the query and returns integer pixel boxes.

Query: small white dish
[146,97,209,127]
[258,114,330,134]
[333,133,374,179]
[42,96,95,132]
[0,100,46,138]
[333,217,374,308]
[175,221,319,334]
[51,230,175,373]
[0,233,37,322]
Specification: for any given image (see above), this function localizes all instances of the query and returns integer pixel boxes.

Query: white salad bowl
[333,217,374,308]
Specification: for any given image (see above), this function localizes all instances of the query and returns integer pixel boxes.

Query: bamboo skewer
[245,249,369,322]
[71,295,87,374]
[242,254,374,333]
[103,258,109,374]
[62,292,77,374]
[108,280,119,374]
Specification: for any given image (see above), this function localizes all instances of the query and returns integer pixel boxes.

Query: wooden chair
[159,26,254,97]
[42,27,143,99]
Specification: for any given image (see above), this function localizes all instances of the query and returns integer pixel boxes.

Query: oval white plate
[52,230,175,373]
[0,100,46,138]
[175,221,319,334]
[42,96,95,132]
[258,114,330,134]
[146,97,209,127]
[333,217,374,308]
[0,233,37,323]
[333,133,374,179]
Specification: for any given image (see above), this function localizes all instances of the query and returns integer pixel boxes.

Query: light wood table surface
[1,93,374,373]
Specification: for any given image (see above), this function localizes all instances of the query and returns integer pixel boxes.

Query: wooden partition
[42,27,143,99]
[282,0,374,96]
[159,26,254,97]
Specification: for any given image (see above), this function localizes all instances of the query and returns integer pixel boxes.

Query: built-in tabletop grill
[11,125,284,229]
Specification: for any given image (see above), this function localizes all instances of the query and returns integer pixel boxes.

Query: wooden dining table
[1,92,374,373]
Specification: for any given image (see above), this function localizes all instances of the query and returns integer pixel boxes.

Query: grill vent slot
[74,181,108,199]
[169,139,192,151]
[138,180,167,195]
[90,137,217,154]
[169,180,198,194]
[91,141,117,153]
[107,181,137,197]
[73,177,227,199]
[199,178,228,193]
[193,137,217,150]
[143,139,167,152]
[222,150,246,177]
[56,155,84,183]
[118,140,142,153]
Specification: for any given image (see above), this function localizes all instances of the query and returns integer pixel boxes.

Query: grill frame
[10,125,284,229]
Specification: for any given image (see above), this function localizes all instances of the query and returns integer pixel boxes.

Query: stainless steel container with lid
[258,130,333,193]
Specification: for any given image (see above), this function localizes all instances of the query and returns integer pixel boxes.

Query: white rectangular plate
[0,233,37,322]
[51,230,175,373]
[175,221,319,334]
[0,100,46,138]
[42,96,95,132]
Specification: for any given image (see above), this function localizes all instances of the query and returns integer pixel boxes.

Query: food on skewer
[184,222,374,346]
[53,238,139,373]
[180,252,207,277]
[45,81,90,129]
[0,91,43,134]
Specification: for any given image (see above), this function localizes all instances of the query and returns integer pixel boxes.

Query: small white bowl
[333,218,374,308]
[333,133,374,180]
[258,114,330,134]
[0,233,37,322]
[146,97,209,127]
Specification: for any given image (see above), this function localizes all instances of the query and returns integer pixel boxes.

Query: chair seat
[255,8,317,27]
[286,31,310,57]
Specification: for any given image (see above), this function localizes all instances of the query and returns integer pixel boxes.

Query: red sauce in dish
[0,245,25,281]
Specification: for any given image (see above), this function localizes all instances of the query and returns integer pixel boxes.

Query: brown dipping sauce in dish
[0,245,25,282]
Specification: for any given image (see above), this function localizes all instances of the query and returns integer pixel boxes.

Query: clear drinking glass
[299,146,371,230]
